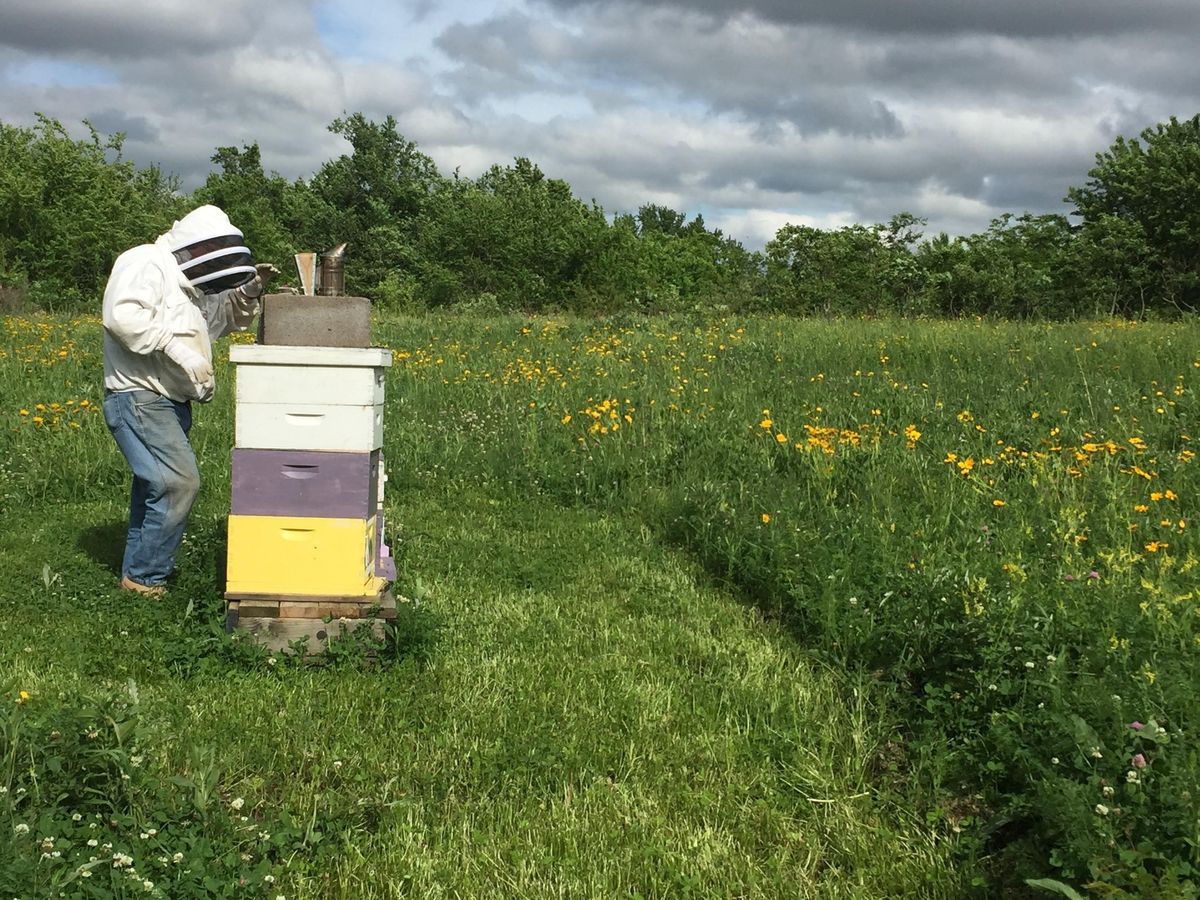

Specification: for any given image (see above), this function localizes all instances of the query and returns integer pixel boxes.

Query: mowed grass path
[1,313,958,896]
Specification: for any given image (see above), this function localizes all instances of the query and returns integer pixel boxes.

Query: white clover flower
[1126,770,1140,783]
[72,813,83,821]
[1046,655,1057,663]
[1103,786,1115,797]
[1094,804,1110,816]
[14,823,29,835]
[1024,661,1035,669]
[87,839,99,847]
[265,874,276,884]
[142,880,154,891]
[172,852,184,864]
[230,797,245,811]
[1090,748,1103,759]
[1050,757,1059,765]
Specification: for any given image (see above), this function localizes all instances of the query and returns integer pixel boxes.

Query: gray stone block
[259,294,371,347]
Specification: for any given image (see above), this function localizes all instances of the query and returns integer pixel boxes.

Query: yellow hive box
[226,514,376,597]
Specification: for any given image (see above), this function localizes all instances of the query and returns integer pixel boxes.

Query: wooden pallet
[225,589,396,654]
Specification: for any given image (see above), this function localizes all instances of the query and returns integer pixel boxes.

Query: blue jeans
[103,390,200,586]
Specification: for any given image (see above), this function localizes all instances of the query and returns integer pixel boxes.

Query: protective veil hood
[158,205,255,294]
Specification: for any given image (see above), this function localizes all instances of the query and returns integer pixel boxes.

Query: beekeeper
[101,204,274,597]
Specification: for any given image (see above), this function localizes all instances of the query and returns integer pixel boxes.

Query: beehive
[225,343,395,653]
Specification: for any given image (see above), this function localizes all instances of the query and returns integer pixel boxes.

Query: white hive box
[230,345,391,452]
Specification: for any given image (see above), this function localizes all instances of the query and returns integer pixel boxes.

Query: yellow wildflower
[992,499,1005,507]
[761,513,771,524]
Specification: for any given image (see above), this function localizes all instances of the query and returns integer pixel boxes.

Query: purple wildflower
[1132,753,1147,768]
[1130,721,1144,731]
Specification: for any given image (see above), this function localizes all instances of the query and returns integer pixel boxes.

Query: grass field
[2,311,1197,897]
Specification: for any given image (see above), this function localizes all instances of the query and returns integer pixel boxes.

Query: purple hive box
[231,449,379,519]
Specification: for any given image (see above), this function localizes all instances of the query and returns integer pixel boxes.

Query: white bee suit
[102,205,260,402]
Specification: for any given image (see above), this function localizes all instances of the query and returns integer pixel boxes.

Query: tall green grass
[2,311,1197,896]
[2,313,960,897]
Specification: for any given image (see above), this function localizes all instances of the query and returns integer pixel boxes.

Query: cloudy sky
[2,0,1198,247]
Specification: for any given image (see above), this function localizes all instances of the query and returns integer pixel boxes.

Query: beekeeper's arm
[104,255,212,384]
[195,263,277,340]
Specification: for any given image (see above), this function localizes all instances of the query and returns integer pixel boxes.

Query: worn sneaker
[120,575,166,598]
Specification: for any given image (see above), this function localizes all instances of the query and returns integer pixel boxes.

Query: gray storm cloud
[1,0,1197,246]
[539,0,1200,38]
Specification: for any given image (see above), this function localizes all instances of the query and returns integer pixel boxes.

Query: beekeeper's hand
[240,263,280,299]
[164,340,213,388]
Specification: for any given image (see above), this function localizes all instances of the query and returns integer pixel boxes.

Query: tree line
[1,111,1197,318]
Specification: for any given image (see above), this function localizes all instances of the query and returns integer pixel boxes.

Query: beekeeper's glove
[164,340,213,388]
[240,263,280,299]
[232,263,278,321]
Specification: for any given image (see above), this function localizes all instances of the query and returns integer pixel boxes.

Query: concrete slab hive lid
[256,293,372,348]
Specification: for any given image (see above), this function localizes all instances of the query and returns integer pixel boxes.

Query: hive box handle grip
[282,465,319,479]
[284,413,324,426]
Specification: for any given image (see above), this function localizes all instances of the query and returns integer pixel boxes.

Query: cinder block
[259,294,371,347]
